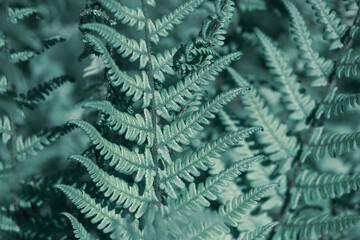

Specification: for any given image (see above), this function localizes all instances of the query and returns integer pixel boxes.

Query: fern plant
[223,0,360,239]
[56,0,281,239]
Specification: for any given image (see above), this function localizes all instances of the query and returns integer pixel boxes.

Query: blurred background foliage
[0,0,359,239]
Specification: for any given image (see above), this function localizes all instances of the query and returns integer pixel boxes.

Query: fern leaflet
[291,169,360,208]
[69,120,155,184]
[316,86,360,119]
[55,184,143,240]
[254,28,315,125]
[306,0,347,50]
[282,0,333,87]
[62,212,96,240]
[159,126,262,198]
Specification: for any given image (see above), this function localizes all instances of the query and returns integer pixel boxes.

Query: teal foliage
[1,0,360,239]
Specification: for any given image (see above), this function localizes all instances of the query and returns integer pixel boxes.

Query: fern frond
[83,101,154,146]
[8,7,41,24]
[15,123,75,162]
[151,47,177,83]
[42,35,66,50]
[168,155,264,218]
[157,87,251,162]
[83,34,151,107]
[69,155,156,218]
[336,48,360,78]
[69,120,154,183]
[9,36,65,63]
[0,214,19,233]
[306,130,360,161]
[291,169,360,208]
[228,68,299,164]
[160,127,263,198]
[0,115,11,144]
[316,86,360,119]
[275,214,360,239]
[210,0,236,46]
[155,51,242,121]
[183,183,277,237]
[148,0,206,44]
[306,0,347,50]
[62,212,97,240]
[219,183,278,227]
[95,0,145,30]
[55,184,143,240]
[238,222,278,240]
[10,50,35,63]
[254,28,315,124]
[282,0,333,87]
[8,75,75,110]
[80,23,149,68]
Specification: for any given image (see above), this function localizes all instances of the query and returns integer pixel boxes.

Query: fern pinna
[56,0,280,239]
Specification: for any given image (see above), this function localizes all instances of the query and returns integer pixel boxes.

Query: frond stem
[141,0,162,206]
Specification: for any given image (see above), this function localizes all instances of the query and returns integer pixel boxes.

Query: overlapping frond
[62,212,96,240]
[148,0,206,44]
[275,214,360,239]
[238,222,278,240]
[83,34,151,106]
[283,0,333,87]
[290,169,360,208]
[316,86,360,119]
[168,155,264,218]
[303,129,360,161]
[80,23,149,68]
[219,184,278,227]
[155,52,242,121]
[160,127,262,198]
[254,28,315,125]
[157,87,250,162]
[83,101,154,146]
[306,0,347,50]
[68,120,154,182]
[55,184,143,240]
[337,48,360,78]
[70,155,156,217]
[228,67,299,163]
